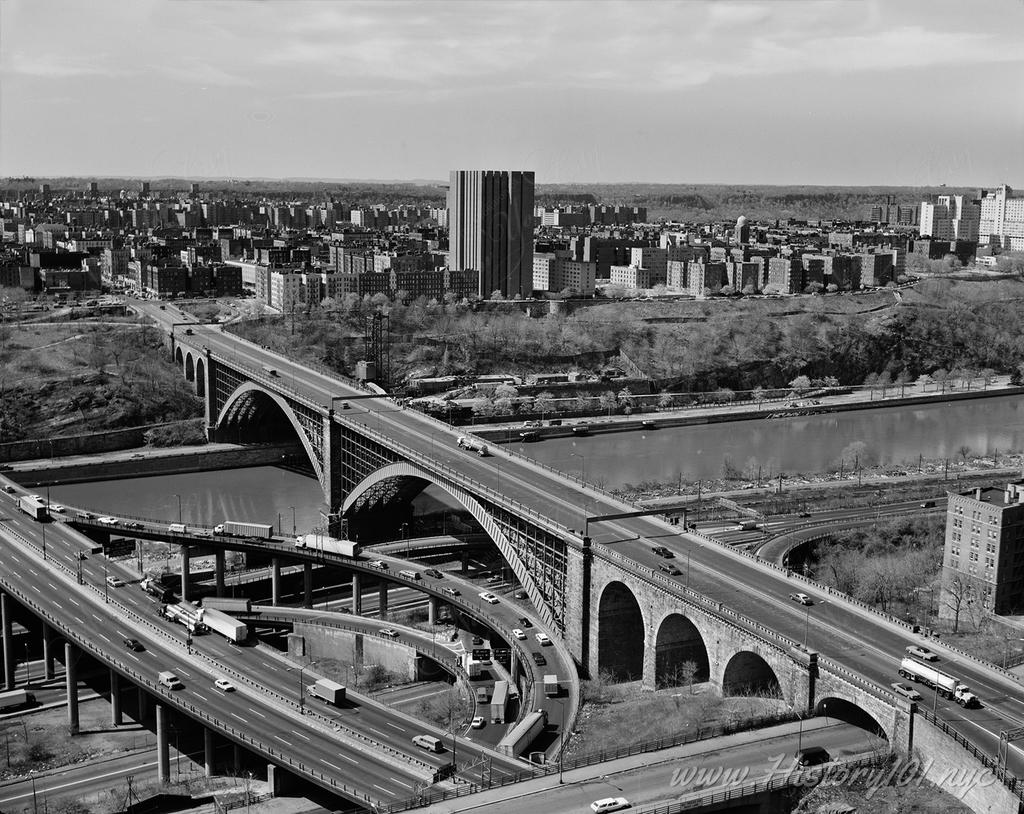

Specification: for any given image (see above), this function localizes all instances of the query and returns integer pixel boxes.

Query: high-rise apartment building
[447,170,535,298]
[919,195,980,242]
[978,185,1024,251]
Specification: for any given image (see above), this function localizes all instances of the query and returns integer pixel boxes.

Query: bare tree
[943,576,977,634]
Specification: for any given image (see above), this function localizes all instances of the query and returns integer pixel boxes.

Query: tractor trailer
[898,657,979,707]
[294,534,360,557]
[213,520,273,539]
[201,596,252,613]
[160,601,208,635]
[543,674,561,697]
[140,577,172,602]
[18,495,48,521]
[307,678,346,705]
[203,608,248,644]
[456,436,490,456]
[497,709,548,757]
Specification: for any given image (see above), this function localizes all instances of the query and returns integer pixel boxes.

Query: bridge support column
[204,728,215,778]
[461,551,469,574]
[203,347,216,442]
[271,559,280,606]
[180,546,191,602]
[215,550,226,597]
[322,410,344,529]
[42,624,55,680]
[1,592,13,690]
[233,744,243,775]
[427,596,438,626]
[378,582,388,619]
[563,538,591,673]
[110,669,122,726]
[351,572,362,615]
[65,642,79,734]
[303,563,313,609]
[156,704,170,784]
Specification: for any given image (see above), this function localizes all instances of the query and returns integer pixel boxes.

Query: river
[48,394,1024,514]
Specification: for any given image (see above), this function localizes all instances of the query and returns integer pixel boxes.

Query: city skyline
[1,0,1022,186]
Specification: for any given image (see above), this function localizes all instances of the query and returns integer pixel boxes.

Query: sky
[1,0,1022,186]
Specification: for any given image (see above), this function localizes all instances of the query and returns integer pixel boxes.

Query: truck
[544,674,561,698]
[160,601,208,634]
[18,495,49,521]
[294,534,360,557]
[140,577,173,602]
[465,658,483,679]
[0,689,35,711]
[214,520,274,539]
[456,436,490,456]
[158,671,184,690]
[738,519,759,531]
[898,657,979,707]
[490,680,509,724]
[497,708,548,757]
[201,596,252,613]
[307,678,346,705]
[203,607,249,644]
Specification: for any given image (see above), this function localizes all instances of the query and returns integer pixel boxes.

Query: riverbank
[473,377,1024,443]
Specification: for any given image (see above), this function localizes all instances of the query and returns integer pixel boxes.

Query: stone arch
[174,346,184,367]
[597,581,645,682]
[216,382,324,487]
[722,650,783,697]
[184,352,195,382]
[814,696,887,740]
[654,612,710,688]
[343,462,557,631]
[194,357,206,397]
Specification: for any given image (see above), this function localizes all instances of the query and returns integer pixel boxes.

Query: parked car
[789,592,813,605]
[890,682,922,701]
[905,645,939,662]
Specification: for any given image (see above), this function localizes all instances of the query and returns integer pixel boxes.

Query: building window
[971,538,979,548]
[970,551,978,562]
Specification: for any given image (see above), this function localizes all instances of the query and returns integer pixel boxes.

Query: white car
[478,592,499,604]
[97,516,119,526]
[512,628,526,640]
[906,645,939,662]
[368,560,389,570]
[380,628,399,638]
[591,798,630,813]
[789,592,813,605]
[214,678,235,692]
[470,716,485,729]
[535,632,552,646]
[50,504,66,513]
[890,682,922,702]
[106,575,125,588]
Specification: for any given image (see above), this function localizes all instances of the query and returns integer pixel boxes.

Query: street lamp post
[570,451,585,484]
[290,506,296,537]
[174,494,182,524]
[803,600,828,649]
[556,697,565,784]
[30,770,38,814]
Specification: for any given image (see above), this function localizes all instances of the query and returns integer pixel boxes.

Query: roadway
[0,494,529,806]
[159,319,1024,781]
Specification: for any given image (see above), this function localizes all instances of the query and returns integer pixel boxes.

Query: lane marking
[292,730,310,741]
[230,712,246,723]
[274,735,292,746]
[248,707,266,719]
[373,784,397,796]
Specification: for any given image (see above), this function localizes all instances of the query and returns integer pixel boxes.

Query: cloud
[4,52,121,79]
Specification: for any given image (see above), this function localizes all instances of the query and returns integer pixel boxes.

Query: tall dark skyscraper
[447,170,535,298]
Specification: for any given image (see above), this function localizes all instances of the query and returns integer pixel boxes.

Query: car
[789,592,813,605]
[380,629,399,638]
[368,560,389,569]
[340,401,350,409]
[97,516,119,525]
[471,636,485,646]
[49,504,66,514]
[123,637,143,651]
[797,511,812,518]
[424,568,444,579]
[518,616,533,628]
[513,589,528,600]
[106,576,125,588]
[486,575,503,585]
[1,485,15,494]
[215,678,236,692]
[591,797,630,813]
[470,716,486,729]
[193,528,213,538]
[441,587,460,597]
[921,500,936,508]
[531,652,547,666]
[123,521,143,530]
[658,563,682,576]
[478,592,499,604]
[130,453,145,460]
[906,645,939,662]
[512,628,526,640]
[651,546,674,559]
[535,632,552,646]
[796,746,830,767]
[890,682,922,701]
[78,511,96,520]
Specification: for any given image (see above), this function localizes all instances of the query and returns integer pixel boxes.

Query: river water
[49,394,1024,515]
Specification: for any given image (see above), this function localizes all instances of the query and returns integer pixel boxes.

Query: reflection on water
[525,395,1024,488]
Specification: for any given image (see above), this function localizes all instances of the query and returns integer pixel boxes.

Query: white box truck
[294,534,360,557]
[214,520,273,539]
[307,678,346,705]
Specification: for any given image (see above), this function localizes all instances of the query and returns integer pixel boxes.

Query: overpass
[24,302,1021,808]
